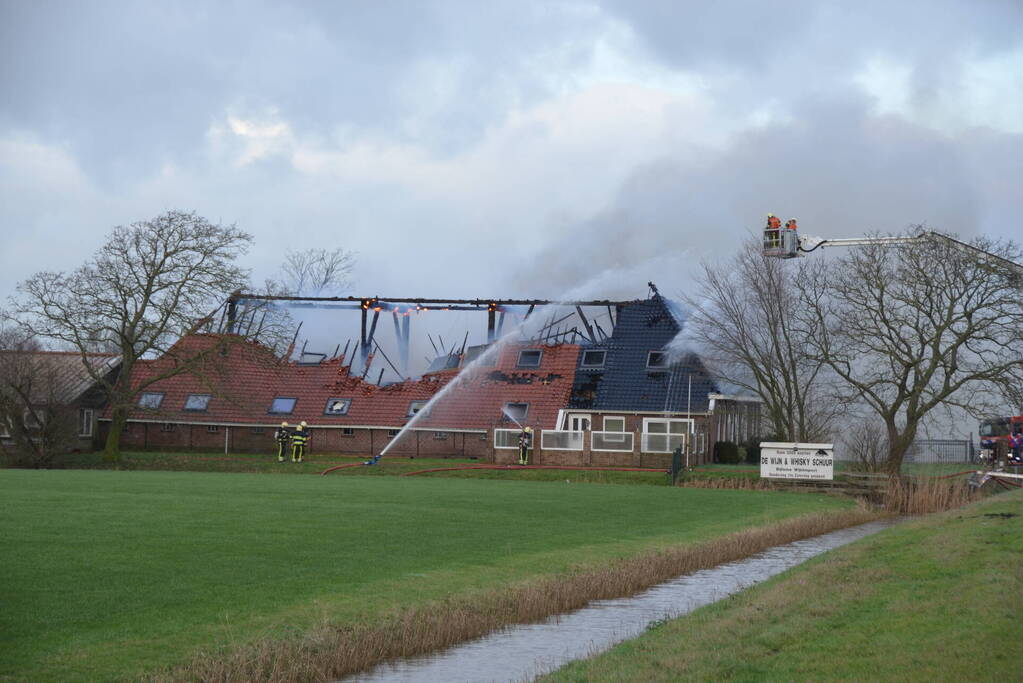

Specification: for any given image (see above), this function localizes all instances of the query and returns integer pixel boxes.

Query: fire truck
[979,415,1023,464]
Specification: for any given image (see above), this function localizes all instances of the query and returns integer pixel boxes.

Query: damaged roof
[114,333,579,429]
[571,293,718,413]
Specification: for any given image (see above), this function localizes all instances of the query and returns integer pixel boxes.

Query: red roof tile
[110,334,579,430]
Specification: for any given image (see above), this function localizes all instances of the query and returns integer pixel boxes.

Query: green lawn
[545,489,1023,682]
[0,469,853,681]
[65,450,676,485]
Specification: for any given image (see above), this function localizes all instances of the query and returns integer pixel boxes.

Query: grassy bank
[545,489,1023,682]
[0,469,854,681]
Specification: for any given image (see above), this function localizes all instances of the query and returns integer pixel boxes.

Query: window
[184,394,211,412]
[251,427,265,435]
[207,425,220,433]
[603,416,626,432]
[503,402,529,422]
[78,408,94,437]
[646,351,669,369]
[0,416,10,438]
[160,423,176,433]
[268,397,297,414]
[407,400,430,417]
[341,427,355,437]
[387,429,400,437]
[517,349,543,368]
[581,350,606,368]
[566,414,591,431]
[433,431,449,439]
[641,418,690,453]
[324,398,352,416]
[137,392,164,409]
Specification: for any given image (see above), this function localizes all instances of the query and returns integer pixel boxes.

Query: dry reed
[680,477,773,491]
[883,476,978,515]
[155,506,878,682]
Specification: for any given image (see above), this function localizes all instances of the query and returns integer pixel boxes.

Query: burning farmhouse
[101,289,759,466]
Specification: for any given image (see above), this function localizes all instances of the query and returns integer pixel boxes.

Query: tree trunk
[103,405,128,463]
[884,422,917,476]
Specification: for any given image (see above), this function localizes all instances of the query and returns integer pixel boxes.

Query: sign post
[760,442,834,481]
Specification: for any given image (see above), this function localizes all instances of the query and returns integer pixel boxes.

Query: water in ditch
[347,519,898,683]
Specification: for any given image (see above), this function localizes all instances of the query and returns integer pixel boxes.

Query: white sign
[760,442,834,481]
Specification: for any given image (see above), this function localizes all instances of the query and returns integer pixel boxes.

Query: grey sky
[2,0,1021,308]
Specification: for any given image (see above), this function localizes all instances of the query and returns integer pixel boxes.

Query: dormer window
[183,394,211,412]
[646,351,669,369]
[503,402,529,422]
[268,397,297,415]
[324,398,351,416]
[137,392,164,409]
[408,400,430,417]
[581,350,606,368]
[517,349,542,368]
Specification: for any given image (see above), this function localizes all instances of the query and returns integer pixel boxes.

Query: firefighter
[274,422,291,462]
[291,421,310,463]
[1009,428,1023,465]
[765,213,782,247]
[518,426,533,465]
[785,217,798,231]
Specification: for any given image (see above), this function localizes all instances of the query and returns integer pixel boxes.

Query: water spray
[373,300,581,462]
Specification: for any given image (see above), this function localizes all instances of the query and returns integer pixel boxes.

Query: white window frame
[433,431,449,439]
[341,427,355,437]
[161,423,177,433]
[516,349,543,368]
[601,416,627,443]
[564,413,591,432]
[580,349,606,368]
[540,429,585,451]
[603,416,626,431]
[206,424,219,433]
[493,428,520,449]
[78,408,94,437]
[641,417,692,453]
[387,428,400,437]
[591,431,635,452]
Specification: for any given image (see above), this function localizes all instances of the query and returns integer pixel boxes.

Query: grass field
[545,488,1023,682]
[0,469,855,681]
[64,450,675,485]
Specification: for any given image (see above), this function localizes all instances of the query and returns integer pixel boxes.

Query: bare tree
[839,417,890,472]
[278,247,355,296]
[10,210,251,459]
[682,238,840,442]
[796,229,1023,474]
[0,326,78,467]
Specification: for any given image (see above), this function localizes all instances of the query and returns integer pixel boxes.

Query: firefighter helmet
[300,421,308,427]
[281,422,288,427]
[525,426,533,433]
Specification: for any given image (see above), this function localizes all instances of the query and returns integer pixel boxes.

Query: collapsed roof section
[114,333,580,430]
